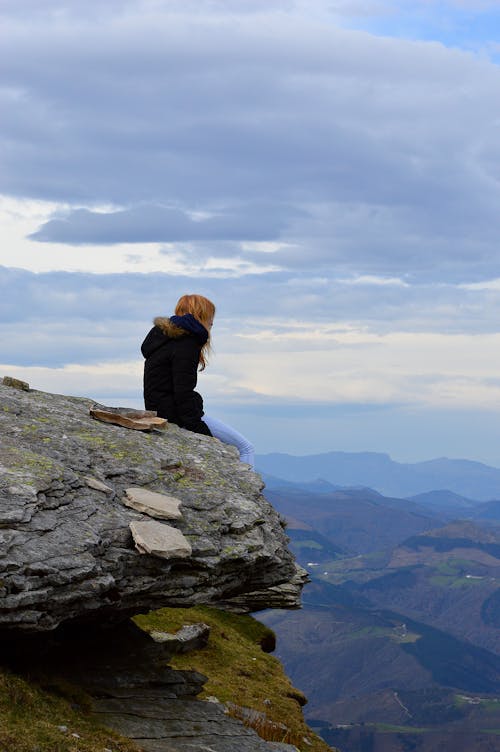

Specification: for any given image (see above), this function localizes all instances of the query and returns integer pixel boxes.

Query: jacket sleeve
[172,339,212,436]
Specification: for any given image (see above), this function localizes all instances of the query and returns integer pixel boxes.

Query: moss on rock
[134,606,334,752]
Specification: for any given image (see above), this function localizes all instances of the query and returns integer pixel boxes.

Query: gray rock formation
[94,695,286,752]
[4,617,279,751]
[220,564,310,613]
[0,383,301,632]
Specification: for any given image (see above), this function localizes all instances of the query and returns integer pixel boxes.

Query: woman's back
[141,316,211,435]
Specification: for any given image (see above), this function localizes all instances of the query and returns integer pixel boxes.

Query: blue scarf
[170,314,209,345]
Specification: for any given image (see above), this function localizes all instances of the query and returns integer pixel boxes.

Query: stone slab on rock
[2,375,30,391]
[90,404,167,431]
[124,487,183,520]
[150,623,210,653]
[130,520,192,559]
[84,476,114,495]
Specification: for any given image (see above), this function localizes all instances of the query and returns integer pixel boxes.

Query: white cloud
[216,329,500,410]
[2,0,500,460]
[460,278,500,291]
[2,6,500,282]
[337,275,410,287]
[240,241,289,254]
[6,328,500,417]
[0,360,143,403]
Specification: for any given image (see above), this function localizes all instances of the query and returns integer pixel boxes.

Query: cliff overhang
[0,382,305,633]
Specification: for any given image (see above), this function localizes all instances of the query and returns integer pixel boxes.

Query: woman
[141,294,254,467]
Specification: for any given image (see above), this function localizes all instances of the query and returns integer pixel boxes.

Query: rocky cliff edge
[0,381,305,632]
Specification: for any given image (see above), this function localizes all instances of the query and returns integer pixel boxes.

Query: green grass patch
[348,626,390,640]
[450,577,483,588]
[394,632,420,644]
[433,559,465,576]
[133,605,332,752]
[376,723,428,734]
[429,558,480,588]
[429,575,452,587]
[0,667,139,752]
[482,700,500,711]
[455,694,500,711]
[341,625,420,644]
[292,539,324,551]
[430,574,483,589]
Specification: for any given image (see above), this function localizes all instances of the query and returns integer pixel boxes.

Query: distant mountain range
[257,464,500,751]
[264,485,441,554]
[256,451,500,500]
[264,578,500,752]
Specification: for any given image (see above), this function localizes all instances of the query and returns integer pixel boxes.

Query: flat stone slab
[2,376,30,391]
[130,520,192,559]
[93,696,279,752]
[84,476,114,495]
[90,404,167,431]
[124,487,183,520]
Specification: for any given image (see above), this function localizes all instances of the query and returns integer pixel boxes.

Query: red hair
[175,294,215,370]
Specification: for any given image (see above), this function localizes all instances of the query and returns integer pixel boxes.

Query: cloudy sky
[3,0,500,464]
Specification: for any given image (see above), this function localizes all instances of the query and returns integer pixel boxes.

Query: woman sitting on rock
[141,293,254,467]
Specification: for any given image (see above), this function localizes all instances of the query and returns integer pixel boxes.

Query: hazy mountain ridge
[265,486,442,555]
[257,451,500,500]
[407,489,479,509]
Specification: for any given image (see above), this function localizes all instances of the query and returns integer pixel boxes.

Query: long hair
[175,294,216,371]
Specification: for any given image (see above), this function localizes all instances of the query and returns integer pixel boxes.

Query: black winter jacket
[141,315,212,436]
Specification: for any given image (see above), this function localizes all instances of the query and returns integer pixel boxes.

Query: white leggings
[203,415,255,467]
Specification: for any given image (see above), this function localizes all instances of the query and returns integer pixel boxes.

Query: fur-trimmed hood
[153,316,189,339]
[141,314,208,359]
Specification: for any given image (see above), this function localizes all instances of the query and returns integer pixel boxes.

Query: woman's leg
[203,415,255,467]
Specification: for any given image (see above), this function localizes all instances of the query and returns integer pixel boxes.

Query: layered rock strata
[3,618,303,752]
[0,383,301,632]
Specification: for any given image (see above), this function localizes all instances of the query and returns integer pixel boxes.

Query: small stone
[2,376,30,391]
[160,457,182,469]
[84,476,114,494]
[124,487,183,520]
[150,622,210,652]
[71,732,81,738]
[130,520,192,559]
[8,485,37,498]
[57,725,68,733]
